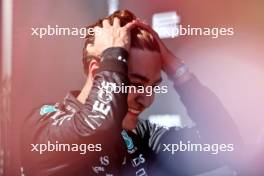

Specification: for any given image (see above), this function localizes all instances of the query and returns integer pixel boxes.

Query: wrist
[101,47,129,63]
[167,63,193,86]
[163,54,183,75]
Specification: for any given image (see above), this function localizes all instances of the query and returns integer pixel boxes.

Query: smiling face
[122,48,162,130]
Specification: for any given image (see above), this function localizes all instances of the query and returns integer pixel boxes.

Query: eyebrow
[130,73,163,85]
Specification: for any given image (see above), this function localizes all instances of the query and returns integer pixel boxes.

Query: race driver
[21,10,242,176]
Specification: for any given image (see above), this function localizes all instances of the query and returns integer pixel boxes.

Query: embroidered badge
[121,130,137,154]
[40,105,57,116]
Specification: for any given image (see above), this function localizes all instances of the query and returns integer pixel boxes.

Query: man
[21,10,242,176]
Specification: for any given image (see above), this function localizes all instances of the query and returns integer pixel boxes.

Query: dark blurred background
[1,0,264,175]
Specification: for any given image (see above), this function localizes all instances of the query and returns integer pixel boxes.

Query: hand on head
[131,20,183,75]
[86,18,137,56]
[86,17,183,76]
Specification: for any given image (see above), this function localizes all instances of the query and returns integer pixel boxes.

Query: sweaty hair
[82,10,160,74]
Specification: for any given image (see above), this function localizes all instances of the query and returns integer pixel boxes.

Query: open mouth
[128,108,141,116]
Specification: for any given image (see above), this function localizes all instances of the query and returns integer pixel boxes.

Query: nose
[136,94,154,108]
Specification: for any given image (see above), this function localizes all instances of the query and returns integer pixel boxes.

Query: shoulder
[24,101,70,127]
[135,115,183,142]
[23,103,60,127]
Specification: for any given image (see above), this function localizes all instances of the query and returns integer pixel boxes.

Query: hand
[134,20,183,75]
[86,18,137,56]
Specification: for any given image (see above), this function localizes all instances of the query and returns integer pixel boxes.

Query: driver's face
[124,48,162,129]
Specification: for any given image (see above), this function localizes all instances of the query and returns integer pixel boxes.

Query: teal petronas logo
[121,130,134,150]
[40,105,57,116]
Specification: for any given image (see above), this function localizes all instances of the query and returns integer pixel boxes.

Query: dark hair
[82,10,160,74]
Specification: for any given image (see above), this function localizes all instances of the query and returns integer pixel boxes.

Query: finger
[124,19,150,31]
[132,20,151,31]
[102,19,110,27]
[123,20,138,31]
[132,20,160,38]
[113,17,120,27]
[86,43,93,50]
[86,43,96,53]
[94,26,102,36]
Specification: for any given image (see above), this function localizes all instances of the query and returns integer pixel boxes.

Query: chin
[128,114,138,124]
[123,113,139,130]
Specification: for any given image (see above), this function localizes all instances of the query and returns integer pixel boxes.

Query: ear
[88,59,100,78]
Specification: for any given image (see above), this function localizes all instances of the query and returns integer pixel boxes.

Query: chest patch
[40,105,57,116]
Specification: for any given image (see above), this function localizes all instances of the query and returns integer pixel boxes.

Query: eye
[153,83,159,87]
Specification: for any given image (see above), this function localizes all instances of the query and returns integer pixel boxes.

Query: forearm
[173,72,242,145]
[158,69,242,175]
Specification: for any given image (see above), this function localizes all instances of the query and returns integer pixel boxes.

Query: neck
[77,79,92,104]
[122,115,137,131]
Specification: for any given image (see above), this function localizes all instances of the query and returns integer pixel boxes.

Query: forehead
[128,48,162,83]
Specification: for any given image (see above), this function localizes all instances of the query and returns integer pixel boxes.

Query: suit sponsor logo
[136,168,147,176]
[131,154,145,167]
[40,105,57,116]
[121,130,137,153]
[100,156,109,166]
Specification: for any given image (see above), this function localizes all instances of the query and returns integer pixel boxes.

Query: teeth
[129,108,140,114]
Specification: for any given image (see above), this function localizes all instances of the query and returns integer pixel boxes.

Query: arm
[135,21,242,175]
[134,20,242,147]
[162,72,243,175]
[136,65,242,175]
[21,48,128,175]
[174,72,242,146]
